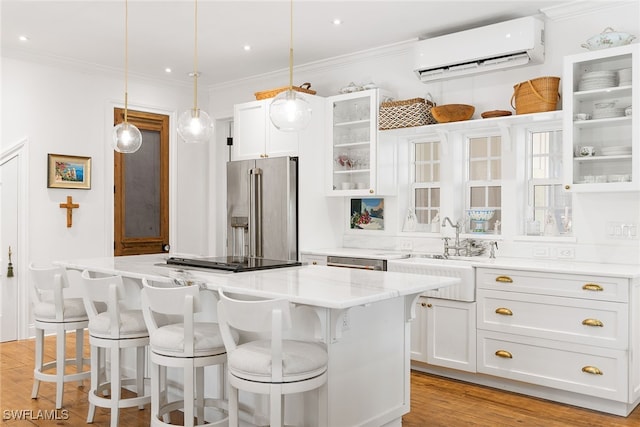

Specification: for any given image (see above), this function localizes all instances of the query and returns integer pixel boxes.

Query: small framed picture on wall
[47,154,92,189]
[350,198,384,230]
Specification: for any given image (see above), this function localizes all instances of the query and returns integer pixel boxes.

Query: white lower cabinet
[413,296,476,372]
[475,267,638,410]
[300,254,326,266]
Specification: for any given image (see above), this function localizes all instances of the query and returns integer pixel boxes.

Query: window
[525,128,571,236]
[412,140,440,231]
[466,135,501,233]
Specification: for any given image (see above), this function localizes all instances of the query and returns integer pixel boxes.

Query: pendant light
[177,0,214,144]
[269,0,312,132]
[112,0,142,154]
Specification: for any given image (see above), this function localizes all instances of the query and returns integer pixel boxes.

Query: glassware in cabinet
[327,89,394,196]
[563,44,638,191]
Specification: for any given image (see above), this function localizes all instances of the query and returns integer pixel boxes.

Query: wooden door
[114,108,169,256]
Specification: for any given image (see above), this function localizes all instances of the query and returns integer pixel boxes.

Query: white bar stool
[81,270,150,427]
[217,290,328,427]
[141,278,234,427]
[29,263,91,409]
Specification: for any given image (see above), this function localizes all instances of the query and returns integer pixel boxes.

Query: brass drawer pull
[495,275,513,283]
[495,307,513,316]
[582,318,604,327]
[582,283,603,292]
[495,350,513,359]
[582,366,603,375]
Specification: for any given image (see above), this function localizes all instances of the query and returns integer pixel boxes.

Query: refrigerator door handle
[249,167,263,258]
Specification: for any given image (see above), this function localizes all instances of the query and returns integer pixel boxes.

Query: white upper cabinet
[233,97,302,160]
[325,89,396,196]
[563,44,639,192]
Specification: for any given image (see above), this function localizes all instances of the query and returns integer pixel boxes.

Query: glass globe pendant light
[177,0,213,144]
[269,0,312,132]
[112,0,142,153]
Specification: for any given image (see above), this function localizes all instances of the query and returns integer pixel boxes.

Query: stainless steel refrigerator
[227,156,298,261]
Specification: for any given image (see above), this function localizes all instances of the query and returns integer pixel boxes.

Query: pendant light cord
[124,0,129,123]
[288,0,293,90]
[193,0,199,111]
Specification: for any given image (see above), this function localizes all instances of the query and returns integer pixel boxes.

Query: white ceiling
[1,1,573,87]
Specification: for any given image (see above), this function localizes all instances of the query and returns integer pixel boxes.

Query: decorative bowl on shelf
[581,27,636,50]
[467,209,495,221]
[431,104,475,123]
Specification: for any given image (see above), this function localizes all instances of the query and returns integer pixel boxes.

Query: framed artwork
[350,198,384,230]
[47,154,92,189]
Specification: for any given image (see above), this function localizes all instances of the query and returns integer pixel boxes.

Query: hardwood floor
[1,334,639,426]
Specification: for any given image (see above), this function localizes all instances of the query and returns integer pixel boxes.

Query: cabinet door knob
[369,189,374,194]
[495,350,513,359]
[495,307,513,316]
[582,318,604,327]
[420,302,427,307]
[427,303,432,308]
[565,185,571,190]
[582,366,603,375]
[495,275,513,283]
[582,283,604,292]
[312,261,317,265]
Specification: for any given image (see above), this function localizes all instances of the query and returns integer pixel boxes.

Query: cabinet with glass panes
[326,89,395,196]
[563,44,638,192]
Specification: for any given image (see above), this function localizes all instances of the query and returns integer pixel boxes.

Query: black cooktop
[166,256,301,272]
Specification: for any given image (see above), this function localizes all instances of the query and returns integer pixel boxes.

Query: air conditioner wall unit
[414,16,545,82]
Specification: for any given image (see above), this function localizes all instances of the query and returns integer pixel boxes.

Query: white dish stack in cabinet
[476,267,640,416]
[563,44,639,192]
[325,89,396,196]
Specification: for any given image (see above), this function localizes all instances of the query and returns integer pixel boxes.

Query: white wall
[209,1,640,264]
[1,57,212,265]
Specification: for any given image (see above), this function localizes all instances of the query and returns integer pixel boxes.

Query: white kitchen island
[57,254,459,427]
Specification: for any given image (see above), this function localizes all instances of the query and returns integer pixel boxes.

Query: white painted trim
[104,101,178,256]
[0,137,30,340]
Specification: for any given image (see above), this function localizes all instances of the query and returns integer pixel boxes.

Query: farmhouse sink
[387,255,482,302]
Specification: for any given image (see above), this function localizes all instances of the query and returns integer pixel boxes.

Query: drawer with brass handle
[476,268,628,302]
[478,330,626,401]
[477,289,627,349]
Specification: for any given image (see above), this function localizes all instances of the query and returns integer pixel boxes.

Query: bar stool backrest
[80,270,127,339]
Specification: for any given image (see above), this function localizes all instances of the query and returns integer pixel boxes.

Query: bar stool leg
[110,346,121,427]
[87,345,99,423]
[136,347,145,409]
[75,328,85,386]
[55,324,66,409]
[196,366,204,424]
[184,363,195,427]
[229,385,239,427]
[31,328,44,399]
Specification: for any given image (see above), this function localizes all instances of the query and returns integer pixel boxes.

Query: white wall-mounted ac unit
[414,16,545,83]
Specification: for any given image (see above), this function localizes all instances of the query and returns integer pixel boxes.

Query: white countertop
[57,254,459,309]
[303,247,640,278]
[301,247,409,260]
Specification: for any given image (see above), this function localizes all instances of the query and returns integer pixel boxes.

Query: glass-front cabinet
[563,44,639,191]
[326,89,395,196]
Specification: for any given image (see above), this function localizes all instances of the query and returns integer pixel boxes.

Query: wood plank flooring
[1,334,639,426]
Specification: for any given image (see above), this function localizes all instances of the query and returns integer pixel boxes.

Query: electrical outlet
[533,247,550,258]
[557,247,575,259]
[400,240,413,252]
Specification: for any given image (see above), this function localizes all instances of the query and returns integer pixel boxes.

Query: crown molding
[541,0,635,21]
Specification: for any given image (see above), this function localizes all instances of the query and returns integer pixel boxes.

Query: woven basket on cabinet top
[511,76,560,115]
[378,97,436,130]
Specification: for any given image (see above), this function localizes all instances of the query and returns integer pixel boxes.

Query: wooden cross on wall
[59,196,79,228]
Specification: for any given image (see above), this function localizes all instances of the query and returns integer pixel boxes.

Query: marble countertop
[304,248,640,278]
[56,254,459,309]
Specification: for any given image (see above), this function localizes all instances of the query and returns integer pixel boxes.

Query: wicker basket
[511,76,560,115]
[379,97,436,130]
[254,82,316,100]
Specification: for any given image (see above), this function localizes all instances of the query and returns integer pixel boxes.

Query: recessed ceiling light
[165,67,172,73]
[19,35,29,42]
[243,44,251,51]
[332,19,342,26]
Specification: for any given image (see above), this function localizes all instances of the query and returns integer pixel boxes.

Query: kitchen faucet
[442,216,486,257]
[442,216,463,256]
